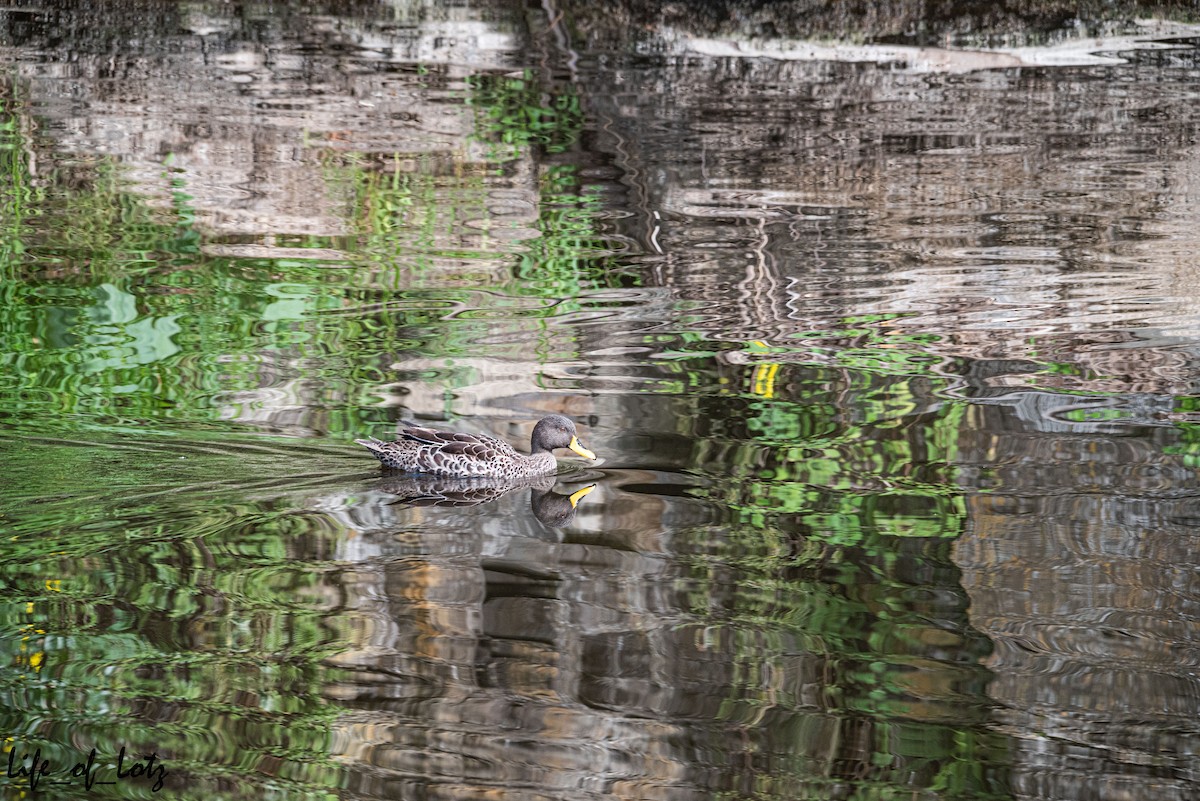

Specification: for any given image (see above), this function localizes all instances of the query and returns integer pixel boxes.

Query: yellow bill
[568,436,597,460]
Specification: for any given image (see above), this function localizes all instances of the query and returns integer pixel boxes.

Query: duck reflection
[373,474,596,527]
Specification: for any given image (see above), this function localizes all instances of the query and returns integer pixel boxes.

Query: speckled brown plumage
[356,414,596,478]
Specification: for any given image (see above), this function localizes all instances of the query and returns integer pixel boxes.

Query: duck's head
[531,414,596,460]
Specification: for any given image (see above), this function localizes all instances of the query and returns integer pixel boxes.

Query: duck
[356,414,597,478]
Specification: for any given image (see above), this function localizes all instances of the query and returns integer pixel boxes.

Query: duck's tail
[355,437,387,453]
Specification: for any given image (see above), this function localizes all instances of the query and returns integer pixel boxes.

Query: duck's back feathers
[356,426,554,478]
[397,423,513,453]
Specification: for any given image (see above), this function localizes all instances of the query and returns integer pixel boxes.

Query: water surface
[2,2,1199,800]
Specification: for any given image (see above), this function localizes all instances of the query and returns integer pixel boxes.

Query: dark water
[2,2,1199,799]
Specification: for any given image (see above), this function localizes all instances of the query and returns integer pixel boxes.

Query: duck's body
[356,414,596,479]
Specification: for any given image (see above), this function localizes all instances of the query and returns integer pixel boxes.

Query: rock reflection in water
[325,466,1002,800]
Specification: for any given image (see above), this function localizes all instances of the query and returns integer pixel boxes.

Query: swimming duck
[356,414,597,478]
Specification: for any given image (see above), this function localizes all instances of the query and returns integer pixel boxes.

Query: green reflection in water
[0,96,39,270]
[516,164,627,299]
[672,482,1003,798]
[468,70,585,155]
[342,155,622,297]
[0,439,351,800]
[0,119,625,442]
[649,348,1004,796]
[677,352,968,546]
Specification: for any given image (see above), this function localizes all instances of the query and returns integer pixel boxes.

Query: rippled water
[2,2,1199,800]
